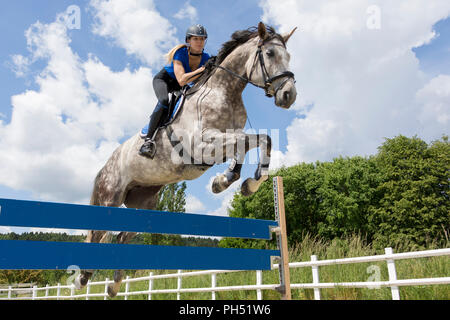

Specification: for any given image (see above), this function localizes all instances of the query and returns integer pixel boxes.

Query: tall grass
[38,234,450,300]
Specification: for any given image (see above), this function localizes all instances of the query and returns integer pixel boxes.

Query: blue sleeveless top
[164,46,210,80]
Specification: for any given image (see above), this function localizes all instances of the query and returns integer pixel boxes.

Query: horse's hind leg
[74,230,110,289]
[107,185,163,298]
[75,163,127,291]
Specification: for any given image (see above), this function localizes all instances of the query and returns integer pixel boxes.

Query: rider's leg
[139,72,171,158]
[139,101,168,158]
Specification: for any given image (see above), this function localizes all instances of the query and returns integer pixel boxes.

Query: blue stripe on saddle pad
[140,83,192,138]
[140,98,182,138]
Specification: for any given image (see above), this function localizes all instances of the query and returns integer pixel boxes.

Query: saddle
[140,86,188,139]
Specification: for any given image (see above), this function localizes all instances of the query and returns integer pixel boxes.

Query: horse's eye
[266,49,275,57]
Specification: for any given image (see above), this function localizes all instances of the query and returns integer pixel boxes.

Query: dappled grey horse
[75,22,297,297]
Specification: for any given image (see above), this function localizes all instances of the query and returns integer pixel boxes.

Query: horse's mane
[192,25,284,87]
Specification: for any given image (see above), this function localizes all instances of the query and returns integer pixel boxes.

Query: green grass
[35,234,449,300]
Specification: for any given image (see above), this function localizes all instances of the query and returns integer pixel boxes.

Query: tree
[222,135,449,250]
[368,135,449,249]
[223,157,381,248]
[156,182,187,212]
[143,182,187,246]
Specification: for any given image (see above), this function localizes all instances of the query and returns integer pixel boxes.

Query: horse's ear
[258,22,267,40]
[282,27,298,43]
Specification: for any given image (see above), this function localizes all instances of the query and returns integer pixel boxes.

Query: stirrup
[139,139,157,159]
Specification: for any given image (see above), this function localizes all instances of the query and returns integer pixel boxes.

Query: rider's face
[188,36,206,53]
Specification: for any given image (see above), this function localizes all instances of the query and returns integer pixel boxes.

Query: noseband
[215,37,295,98]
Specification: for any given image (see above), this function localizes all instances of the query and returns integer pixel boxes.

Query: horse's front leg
[240,133,271,197]
[209,130,271,196]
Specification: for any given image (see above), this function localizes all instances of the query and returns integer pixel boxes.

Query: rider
[139,24,211,158]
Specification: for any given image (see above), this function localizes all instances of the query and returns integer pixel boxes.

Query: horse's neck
[179,42,254,131]
[209,43,253,96]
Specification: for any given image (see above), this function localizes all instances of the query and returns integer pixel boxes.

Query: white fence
[1,247,449,300]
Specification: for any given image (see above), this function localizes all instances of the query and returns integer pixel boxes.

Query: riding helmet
[185,24,208,42]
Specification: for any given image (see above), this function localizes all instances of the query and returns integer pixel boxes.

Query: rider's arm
[174,60,205,87]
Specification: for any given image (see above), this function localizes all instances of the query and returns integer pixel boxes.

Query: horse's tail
[89,170,102,206]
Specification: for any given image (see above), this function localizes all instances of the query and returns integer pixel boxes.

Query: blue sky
[0,1,449,233]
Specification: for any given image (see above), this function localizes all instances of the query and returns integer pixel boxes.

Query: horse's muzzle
[275,79,297,109]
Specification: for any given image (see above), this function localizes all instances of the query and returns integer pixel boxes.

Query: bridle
[214,37,295,98]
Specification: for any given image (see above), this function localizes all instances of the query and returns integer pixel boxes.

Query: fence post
[45,284,49,299]
[124,276,130,300]
[86,280,91,300]
[385,247,400,300]
[148,272,153,300]
[311,255,321,300]
[70,284,75,300]
[104,277,109,300]
[7,286,11,299]
[256,270,263,300]
[211,273,217,300]
[177,270,182,300]
[32,285,37,300]
[56,283,61,300]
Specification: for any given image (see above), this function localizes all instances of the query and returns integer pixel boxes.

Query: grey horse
[75,22,297,298]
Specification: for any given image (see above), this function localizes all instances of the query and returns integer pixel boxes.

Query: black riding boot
[139,102,168,158]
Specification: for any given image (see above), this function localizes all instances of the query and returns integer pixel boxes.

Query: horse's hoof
[74,272,91,290]
[74,275,84,290]
[241,178,257,197]
[107,284,118,298]
[212,175,227,194]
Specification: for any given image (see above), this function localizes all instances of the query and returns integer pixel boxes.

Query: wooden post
[273,176,291,300]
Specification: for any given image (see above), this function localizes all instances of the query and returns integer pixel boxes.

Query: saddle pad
[140,82,193,138]
[140,95,184,138]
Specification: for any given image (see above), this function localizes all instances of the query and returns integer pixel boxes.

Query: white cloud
[174,1,198,24]
[260,0,450,166]
[29,227,87,236]
[0,2,168,204]
[8,54,31,78]
[0,226,12,234]
[90,0,179,67]
[416,74,450,128]
[185,194,206,213]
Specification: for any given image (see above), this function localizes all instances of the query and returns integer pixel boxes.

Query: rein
[214,37,295,98]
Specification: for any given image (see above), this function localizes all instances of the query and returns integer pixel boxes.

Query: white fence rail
[1,247,449,300]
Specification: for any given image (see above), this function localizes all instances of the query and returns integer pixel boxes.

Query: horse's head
[245,22,297,109]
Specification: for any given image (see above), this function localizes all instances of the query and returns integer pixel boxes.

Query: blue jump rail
[0,198,277,239]
[0,240,279,270]
[0,198,280,271]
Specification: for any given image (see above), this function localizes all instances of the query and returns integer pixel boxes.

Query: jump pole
[273,176,291,300]
[0,176,291,299]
